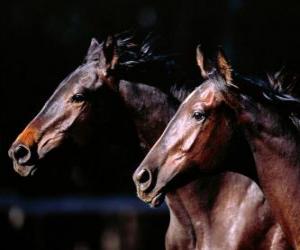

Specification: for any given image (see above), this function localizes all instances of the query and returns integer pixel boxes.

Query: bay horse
[8,34,181,184]
[10,35,290,249]
[133,47,300,248]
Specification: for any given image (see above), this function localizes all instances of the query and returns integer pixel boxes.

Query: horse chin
[149,192,165,208]
[13,162,37,177]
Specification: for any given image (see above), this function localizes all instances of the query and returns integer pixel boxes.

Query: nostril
[139,169,151,184]
[13,145,30,164]
[136,168,153,192]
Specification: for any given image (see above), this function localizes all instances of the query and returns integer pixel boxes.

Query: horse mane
[85,32,199,103]
[233,71,300,128]
[116,33,200,102]
[267,69,300,128]
[267,68,300,97]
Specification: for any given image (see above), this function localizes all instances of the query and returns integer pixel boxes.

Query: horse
[7,34,184,193]
[133,47,297,249]
[9,35,290,249]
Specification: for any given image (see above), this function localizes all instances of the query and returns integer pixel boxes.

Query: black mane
[85,32,199,103]
[234,73,300,108]
[233,72,300,127]
[267,68,300,97]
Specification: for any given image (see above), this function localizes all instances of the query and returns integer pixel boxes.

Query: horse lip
[150,192,165,208]
[137,187,165,207]
[13,162,37,177]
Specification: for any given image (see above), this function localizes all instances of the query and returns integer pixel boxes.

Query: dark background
[1,0,300,249]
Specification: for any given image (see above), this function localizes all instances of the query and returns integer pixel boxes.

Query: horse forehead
[199,85,216,100]
[57,65,95,91]
[183,85,217,106]
[181,87,202,105]
[70,66,94,83]
[50,69,87,99]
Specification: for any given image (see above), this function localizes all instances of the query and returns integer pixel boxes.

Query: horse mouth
[13,162,37,177]
[149,193,165,207]
[137,190,166,208]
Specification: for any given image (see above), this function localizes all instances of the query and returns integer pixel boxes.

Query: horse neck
[72,89,142,193]
[165,178,214,249]
[165,177,236,249]
[240,101,300,248]
[118,80,177,150]
[165,173,282,250]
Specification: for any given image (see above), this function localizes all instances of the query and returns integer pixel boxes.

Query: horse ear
[87,38,100,57]
[196,45,209,79]
[98,35,119,76]
[196,45,217,79]
[216,47,232,83]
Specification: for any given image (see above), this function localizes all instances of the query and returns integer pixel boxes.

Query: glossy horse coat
[9,37,292,249]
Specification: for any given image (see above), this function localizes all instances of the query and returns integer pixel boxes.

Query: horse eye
[71,93,86,103]
[192,111,206,121]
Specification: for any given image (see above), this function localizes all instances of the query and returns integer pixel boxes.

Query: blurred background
[1,0,300,249]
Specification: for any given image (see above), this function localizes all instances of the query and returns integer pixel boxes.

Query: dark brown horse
[8,34,181,182]
[133,48,298,249]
